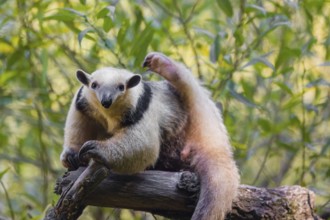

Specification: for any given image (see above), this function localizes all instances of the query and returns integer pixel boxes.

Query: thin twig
[0,180,15,220]
[173,1,202,79]
[300,65,307,185]
[252,136,275,185]
[83,16,126,67]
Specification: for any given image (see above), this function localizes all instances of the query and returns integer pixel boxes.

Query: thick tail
[191,150,240,220]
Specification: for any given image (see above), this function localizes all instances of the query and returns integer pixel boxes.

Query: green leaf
[43,9,77,22]
[79,0,86,5]
[0,168,9,180]
[306,78,330,87]
[223,54,232,65]
[229,86,259,108]
[210,34,220,63]
[104,38,114,50]
[277,141,298,152]
[61,21,81,34]
[130,23,154,57]
[233,29,243,46]
[242,56,275,71]
[275,47,301,70]
[78,28,93,46]
[41,49,48,86]
[257,118,271,132]
[0,0,8,7]
[103,17,113,32]
[97,7,110,19]
[216,0,233,17]
[320,138,330,156]
[64,8,85,17]
[97,6,116,20]
[7,49,24,68]
[133,28,154,66]
[117,19,129,48]
[240,80,255,99]
[245,4,267,15]
[274,82,293,95]
[272,21,291,28]
[0,71,17,85]
[282,96,301,110]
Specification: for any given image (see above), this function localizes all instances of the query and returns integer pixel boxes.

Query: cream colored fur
[61,67,184,173]
[61,68,160,173]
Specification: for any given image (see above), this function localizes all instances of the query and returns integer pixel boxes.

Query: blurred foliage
[0,0,329,219]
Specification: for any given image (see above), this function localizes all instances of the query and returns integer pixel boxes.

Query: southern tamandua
[60,52,240,220]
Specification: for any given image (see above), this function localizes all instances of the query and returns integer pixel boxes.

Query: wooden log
[44,164,109,220]
[44,166,321,220]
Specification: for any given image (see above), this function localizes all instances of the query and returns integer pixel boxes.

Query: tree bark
[44,165,321,220]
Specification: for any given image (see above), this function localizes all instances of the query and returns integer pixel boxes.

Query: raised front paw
[78,140,110,168]
[60,148,83,171]
[143,52,179,81]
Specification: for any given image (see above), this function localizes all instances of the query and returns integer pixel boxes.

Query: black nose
[101,99,112,108]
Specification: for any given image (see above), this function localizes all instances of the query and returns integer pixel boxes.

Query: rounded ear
[76,70,90,86]
[126,75,141,89]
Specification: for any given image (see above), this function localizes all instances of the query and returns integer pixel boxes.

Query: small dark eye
[91,82,97,89]
[118,84,125,91]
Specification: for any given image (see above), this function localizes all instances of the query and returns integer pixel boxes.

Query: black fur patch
[120,82,152,127]
[152,81,190,171]
[75,86,89,112]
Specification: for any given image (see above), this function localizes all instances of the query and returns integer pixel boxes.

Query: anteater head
[76,68,141,109]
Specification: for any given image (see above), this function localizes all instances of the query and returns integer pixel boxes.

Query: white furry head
[76,68,141,109]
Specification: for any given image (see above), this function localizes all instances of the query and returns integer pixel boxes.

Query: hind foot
[143,52,180,82]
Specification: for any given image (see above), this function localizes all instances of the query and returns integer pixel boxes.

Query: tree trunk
[44,165,321,220]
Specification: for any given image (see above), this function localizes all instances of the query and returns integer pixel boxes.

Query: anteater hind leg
[143,51,203,154]
[143,51,202,150]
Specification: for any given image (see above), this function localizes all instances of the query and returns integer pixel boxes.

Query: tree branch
[44,165,322,220]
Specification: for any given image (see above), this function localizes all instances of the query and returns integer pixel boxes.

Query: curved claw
[66,153,81,171]
[142,54,154,68]
[78,141,97,163]
[142,52,179,82]
[78,141,110,168]
[61,148,83,171]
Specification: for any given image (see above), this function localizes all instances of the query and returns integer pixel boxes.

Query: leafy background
[0,0,329,219]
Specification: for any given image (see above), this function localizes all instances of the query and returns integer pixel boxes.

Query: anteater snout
[101,98,112,108]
